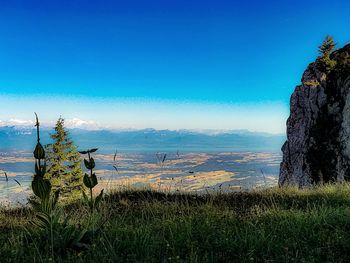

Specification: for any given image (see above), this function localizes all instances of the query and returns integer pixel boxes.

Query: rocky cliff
[279,42,350,187]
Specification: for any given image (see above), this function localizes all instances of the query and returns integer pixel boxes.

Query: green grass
[2,184,350,262]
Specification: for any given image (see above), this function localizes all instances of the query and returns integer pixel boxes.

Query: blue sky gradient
[0,0,349,132]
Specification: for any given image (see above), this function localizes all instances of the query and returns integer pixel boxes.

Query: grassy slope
[1,185,350,262]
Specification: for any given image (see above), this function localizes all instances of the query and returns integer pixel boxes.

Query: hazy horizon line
[0,119,285,136]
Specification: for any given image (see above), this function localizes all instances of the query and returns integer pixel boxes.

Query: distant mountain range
[0,126,285,153]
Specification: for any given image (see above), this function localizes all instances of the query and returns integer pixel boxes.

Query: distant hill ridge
[0,126,285,153]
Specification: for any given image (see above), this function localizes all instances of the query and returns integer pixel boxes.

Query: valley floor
[0,151,281,205]
[1,185,350,262]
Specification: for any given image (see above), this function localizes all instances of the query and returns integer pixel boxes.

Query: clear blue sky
[0,0,349,133]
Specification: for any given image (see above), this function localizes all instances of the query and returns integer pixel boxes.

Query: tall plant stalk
[80,148,103,212]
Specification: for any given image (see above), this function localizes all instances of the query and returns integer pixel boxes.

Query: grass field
[1,184,350,262]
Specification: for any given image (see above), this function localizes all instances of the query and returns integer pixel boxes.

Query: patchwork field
[0,151,281,204]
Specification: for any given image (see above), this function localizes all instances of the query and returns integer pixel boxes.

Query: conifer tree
[317,35,337,72]
[45,117,83,200]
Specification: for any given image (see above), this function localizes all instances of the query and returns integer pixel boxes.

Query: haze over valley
[0,125,283,204]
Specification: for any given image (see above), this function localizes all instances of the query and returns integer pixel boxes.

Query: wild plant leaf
[33,143,45,159]
[84,158,95,169]
[84,159,90,169]
[89,157,95,169]
[14,179,21,186]
[4,171,8,182]
[30,217,47,229]
[34,112,39,126]
[83,173,92,188]
[91,173,98,188]
[32,177,51,199]
[32,212,51,229]
[113,148,117,162]
[89,148,98,153]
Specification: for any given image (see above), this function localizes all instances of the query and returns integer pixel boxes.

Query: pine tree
[45,117,83,200]
[317,35,337,72]
[319,36,336,56]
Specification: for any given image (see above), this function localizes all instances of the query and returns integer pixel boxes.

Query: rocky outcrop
[279,43,350,187]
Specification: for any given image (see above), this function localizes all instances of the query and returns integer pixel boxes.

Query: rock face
[279,43,350,187]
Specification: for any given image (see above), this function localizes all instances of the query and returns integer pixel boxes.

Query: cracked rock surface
[279,43,350,187]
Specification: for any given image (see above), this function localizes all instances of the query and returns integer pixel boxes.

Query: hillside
[1,185,350,262]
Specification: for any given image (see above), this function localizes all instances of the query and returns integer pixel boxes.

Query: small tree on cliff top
[319,36,336,56]
[317,35,337,72]
[45,117,83,200]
